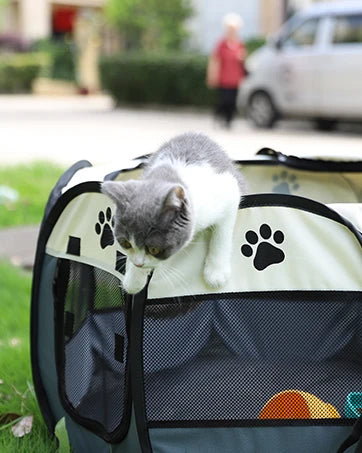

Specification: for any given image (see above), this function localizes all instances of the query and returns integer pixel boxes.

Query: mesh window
[54,259,129,440]
[142,291,362,425]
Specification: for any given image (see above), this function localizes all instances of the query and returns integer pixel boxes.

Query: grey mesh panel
[55,260,129,438]
[64,311,127,433]
[143,293,362,422]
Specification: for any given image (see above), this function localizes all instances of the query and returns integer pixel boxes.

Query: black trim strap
[337,417,362,453]
[147,290,362,307]
[104,159,145,181]
[240,193,362,247]
[42,160,92,226]
[149,418,354,430]
[255,148,362,172]
[131,285,153,453]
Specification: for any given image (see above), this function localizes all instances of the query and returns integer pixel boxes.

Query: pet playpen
[31,149,362,453]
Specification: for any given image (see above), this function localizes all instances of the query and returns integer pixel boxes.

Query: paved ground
[0,225,39,269]
[0,95,361,166]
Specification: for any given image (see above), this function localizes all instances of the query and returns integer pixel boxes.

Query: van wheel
[314,119,337,131]
[247,92,277,129]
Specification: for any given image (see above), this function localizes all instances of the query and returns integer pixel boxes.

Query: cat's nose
[134,263,144,268]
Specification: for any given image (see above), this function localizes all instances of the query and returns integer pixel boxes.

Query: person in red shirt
[207,13,246,128]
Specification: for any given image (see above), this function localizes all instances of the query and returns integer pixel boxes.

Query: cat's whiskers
[115,256,126,265]
[116,254,126,262]
[164,266,183,289]
[157,266,175,293]
[177,247,191,260]
[157,265,177,289]
[163,264,194,301]
[115,255,127,269]
[159,266,185,314]
[114,258,127,289]
[166,264,186,284]
[186,240,202,248]
[117,263,127,274]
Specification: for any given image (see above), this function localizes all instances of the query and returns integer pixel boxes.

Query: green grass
[0,260,57,452]
[0,162,64,228]
[0,163,65,450]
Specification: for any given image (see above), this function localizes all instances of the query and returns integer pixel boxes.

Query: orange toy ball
[258,390,340,419]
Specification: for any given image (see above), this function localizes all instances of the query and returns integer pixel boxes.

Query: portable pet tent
[31,150,362,453]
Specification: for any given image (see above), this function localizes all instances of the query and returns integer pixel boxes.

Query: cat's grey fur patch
[145,132,247,193]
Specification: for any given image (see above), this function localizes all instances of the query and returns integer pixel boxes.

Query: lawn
[0,162,63,450]
[0,162,64,228]
[0,260,57,452]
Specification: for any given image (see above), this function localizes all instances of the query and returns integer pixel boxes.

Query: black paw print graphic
[95,207,115,249]
[272,171,299,194]
[241,224,285,271]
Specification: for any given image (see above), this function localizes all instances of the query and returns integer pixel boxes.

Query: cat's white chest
[176,163,239,231]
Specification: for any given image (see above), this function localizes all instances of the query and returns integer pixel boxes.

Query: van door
[319,14,362,118]
[276,17,323,116]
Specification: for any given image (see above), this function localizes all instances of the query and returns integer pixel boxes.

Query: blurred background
[0,0,361,167]
[0,1,361,451]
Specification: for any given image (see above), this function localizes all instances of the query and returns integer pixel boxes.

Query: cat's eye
[148,246,161,256]
[120,240,132,249]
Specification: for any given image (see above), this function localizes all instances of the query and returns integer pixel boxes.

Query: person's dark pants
[215,88,238,127]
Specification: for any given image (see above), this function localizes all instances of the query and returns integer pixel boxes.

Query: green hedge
[245,37,266,55]
[34,39,76,81]
[100,38,266,107]
[0,53,46,93]
[100,53,215,107]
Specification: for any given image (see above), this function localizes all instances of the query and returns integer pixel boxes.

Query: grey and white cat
[102,132,246,294]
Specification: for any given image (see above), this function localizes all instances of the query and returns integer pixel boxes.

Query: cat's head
[102,180,193,269]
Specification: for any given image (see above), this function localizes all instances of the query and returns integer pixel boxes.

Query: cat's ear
[101,181,124,204]
[163,185,185,212]
[101,181,137,205]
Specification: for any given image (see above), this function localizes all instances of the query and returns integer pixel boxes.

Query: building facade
[0,0,341,51]
[1,0,104,42]
[187,0,287,52]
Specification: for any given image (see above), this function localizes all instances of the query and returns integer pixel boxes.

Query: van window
[282,18,319,48]
[333,15,362,44]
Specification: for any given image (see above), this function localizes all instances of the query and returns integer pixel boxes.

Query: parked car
[239,1,362,129]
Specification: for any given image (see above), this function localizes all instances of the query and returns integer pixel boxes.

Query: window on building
[282,18,319,48]
[333,15,362,44]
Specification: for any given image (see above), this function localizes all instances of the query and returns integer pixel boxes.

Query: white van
[239,1,362,129]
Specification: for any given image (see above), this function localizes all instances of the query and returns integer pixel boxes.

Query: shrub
[100,53,215,107]
[33,39,76,81]
[106,0,193,51]
[0,33,31,53]
[100,37,266,107]
[245,37,266,55]
[0,53,46,93]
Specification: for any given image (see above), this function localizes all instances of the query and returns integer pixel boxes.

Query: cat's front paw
[123,280,146,294]
[203,260,230,289]
[122,273,148,294]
